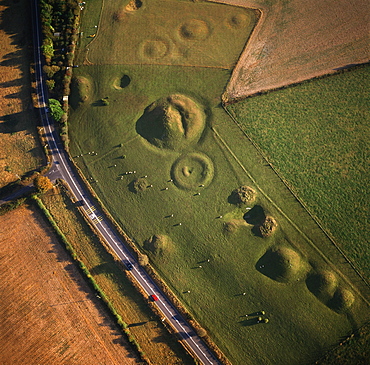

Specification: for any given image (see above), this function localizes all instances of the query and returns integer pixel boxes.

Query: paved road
[30,1,220,364]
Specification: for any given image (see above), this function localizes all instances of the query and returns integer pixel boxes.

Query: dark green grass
[69,64,370,365]
[68,1,370,363]
[228,65,370,281]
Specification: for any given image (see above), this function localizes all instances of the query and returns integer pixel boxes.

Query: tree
[49,98,64,122]
[197,327,207,337]
[34,175,53,193]
[138,253,149,266]
[46,79,55,91]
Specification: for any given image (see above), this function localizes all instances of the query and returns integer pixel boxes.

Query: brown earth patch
[0,0,44,188]
[0,204,139,365]
[214,0,370,101]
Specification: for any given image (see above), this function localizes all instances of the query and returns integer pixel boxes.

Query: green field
[68,1,370,364]
[228,65,370,281]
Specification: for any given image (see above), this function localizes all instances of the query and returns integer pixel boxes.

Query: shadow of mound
[136,94,205,150]
[256,246,308,283]
[243,205,265,226]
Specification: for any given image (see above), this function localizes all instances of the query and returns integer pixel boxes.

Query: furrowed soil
[0,0,44,187]
[41,187,194,365]
[215,0,370,100]
[0,203,140,365]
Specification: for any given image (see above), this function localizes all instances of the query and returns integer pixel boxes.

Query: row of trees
[39,0,80,148]
[39,0,79,97]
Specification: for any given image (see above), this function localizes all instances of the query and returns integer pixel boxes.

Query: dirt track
[0,204,139,365]
[211,0,369,101]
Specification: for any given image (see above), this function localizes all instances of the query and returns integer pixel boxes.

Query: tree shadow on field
[90,262,115,276]
[0,0,35,111]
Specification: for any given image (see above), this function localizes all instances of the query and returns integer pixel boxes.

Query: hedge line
[31,194,150,364]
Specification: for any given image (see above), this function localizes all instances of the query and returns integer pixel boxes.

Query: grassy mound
[257,216,277,237]
[171,152,214,190]
[306,270,338,301]
[125,0,143,12]
[178,19,210,41]
[144,234,172,256]
[227,13,250,29]
[229,185,257,206]
[129,178,148,193]
[257,246,308,283]
[136,94,206,150]
[328,287,355,313]
[223,219,246,234]
[140,39,169,60]
[69,76,92,109]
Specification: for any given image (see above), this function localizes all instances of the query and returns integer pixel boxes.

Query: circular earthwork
[171,152,214,190]
[140,39,169,60]
[227,13,250,29]
[125,0,143,12]
[113,74,131,89]
[178,19,211,41]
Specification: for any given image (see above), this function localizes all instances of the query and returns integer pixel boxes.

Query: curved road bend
[31,1,219,364]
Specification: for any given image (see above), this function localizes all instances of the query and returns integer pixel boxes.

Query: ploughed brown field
[215,0,369,100]
[0,204,139,365]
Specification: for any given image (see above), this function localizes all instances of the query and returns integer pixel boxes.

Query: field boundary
[31,194,151,364]
[222,105,370,291]
[54,150,231,365]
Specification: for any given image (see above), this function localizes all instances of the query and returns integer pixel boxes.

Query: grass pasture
[228,65,370,281]
[79,0,258,69]
[68,1,370,364]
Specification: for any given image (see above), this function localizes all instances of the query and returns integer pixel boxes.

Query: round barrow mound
[113,74,131,89]
[171,152,214,190]
[125,0,142,11]
[144,234,172,255]
[130,178,148,193]
[140,39,169,60]
[328,287,355,312]
[178,19,211,41]
[227,13,250,29]
[257,246,308,283]
[258,216,277,237]
[69,76,92,109]
[136,94,206,150]
[306,270,338,300]
[229,185,257,206]
[223,219,246,234]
